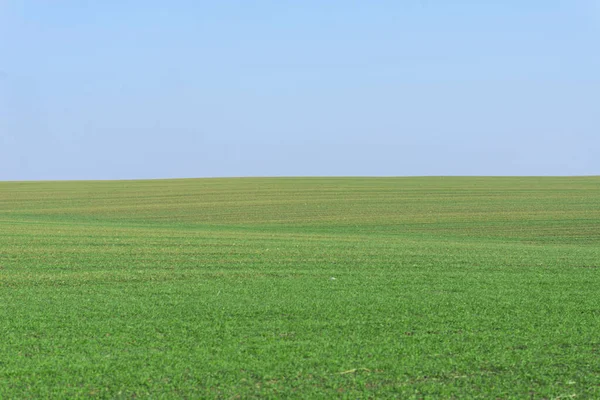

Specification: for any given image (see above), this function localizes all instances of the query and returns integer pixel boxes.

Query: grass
[1,176,599,398]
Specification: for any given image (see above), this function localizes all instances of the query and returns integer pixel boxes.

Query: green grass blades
[1,177,599,398]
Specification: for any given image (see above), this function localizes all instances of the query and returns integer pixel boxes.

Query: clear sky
[1,1,599,180]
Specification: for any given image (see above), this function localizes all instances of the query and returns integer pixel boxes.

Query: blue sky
[1,1,599,180]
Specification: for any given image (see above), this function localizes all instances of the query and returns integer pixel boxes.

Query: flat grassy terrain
[1,177,599,398]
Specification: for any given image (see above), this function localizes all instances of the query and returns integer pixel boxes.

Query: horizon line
[1,175,599,184]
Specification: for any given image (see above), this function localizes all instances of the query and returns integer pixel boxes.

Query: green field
[1,177,599,398]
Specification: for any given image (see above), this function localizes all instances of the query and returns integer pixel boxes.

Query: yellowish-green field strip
[1,177,599,398]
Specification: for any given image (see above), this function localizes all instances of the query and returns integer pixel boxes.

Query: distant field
[1,177,599,398]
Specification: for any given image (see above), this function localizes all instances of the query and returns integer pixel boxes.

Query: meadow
[1,177,599,398]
